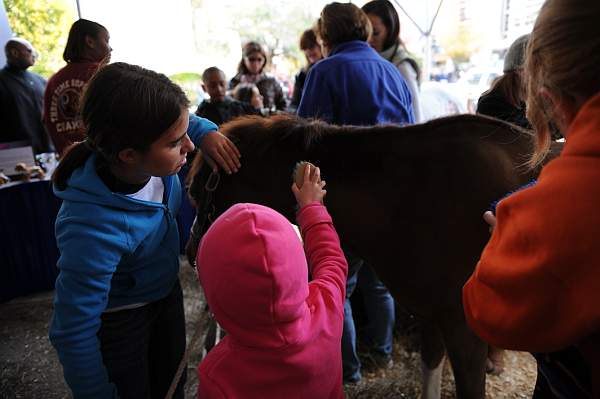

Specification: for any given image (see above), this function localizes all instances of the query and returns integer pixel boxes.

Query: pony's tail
[52,142,93,191]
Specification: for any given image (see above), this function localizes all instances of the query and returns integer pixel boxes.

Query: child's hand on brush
[292,162,326,208]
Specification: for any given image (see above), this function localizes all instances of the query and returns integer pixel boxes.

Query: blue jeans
[342,250,395,383]
[98,280,186,399]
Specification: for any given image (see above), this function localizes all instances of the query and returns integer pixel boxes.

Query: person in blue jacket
[297,3,413,126]
[298,2,414,384]
[49,62,240,399]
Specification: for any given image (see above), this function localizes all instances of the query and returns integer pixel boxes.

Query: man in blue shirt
[298,2,414,385]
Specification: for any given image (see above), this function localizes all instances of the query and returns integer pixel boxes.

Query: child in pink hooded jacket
[196,165,348,398]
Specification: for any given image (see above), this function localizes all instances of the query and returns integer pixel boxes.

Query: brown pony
[187,114,555,398]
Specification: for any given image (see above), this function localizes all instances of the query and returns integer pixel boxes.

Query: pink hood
[197,203,310,348]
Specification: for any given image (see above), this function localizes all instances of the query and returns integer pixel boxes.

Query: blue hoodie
[49,115,217,398]
[297,40,414,125]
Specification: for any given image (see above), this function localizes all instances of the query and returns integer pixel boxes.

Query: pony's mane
[188,113,536,188]
[218,113,534,152]
[219,114,341,151]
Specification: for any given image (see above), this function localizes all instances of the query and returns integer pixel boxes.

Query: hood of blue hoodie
[54,153,178,211]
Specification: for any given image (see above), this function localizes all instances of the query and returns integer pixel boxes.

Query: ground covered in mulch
[0,258,536,398]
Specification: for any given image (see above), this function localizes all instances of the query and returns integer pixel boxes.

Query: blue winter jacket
[49,115,217,399]
[297,40,414,125]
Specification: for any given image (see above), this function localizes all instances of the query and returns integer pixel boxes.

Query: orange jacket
[463,92,600,396]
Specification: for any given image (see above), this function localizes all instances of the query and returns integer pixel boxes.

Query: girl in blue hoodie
[49,62,240,399]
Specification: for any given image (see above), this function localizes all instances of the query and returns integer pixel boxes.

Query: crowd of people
[0,0,598,398]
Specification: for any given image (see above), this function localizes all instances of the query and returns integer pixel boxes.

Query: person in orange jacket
[463,0,600,398]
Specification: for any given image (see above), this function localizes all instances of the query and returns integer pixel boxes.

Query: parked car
[420,82,467,122]
[449,67,502,113]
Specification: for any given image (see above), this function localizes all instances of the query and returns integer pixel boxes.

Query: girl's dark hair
[299,28,320,66]
[362,0,402,50]
[233,83,257,104]
[63,19,106,63]
[317,2,372,49]
[236,41,269,75]
[53,62,190,190]
[483,70,525,109]
[299,28,318,51]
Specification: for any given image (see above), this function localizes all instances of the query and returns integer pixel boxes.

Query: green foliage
[441,26,480,65]
[229,2,316,69]
[4,0,77,77]
[189,0,317,77]
[170,72,203,108]
[170,72,202,82]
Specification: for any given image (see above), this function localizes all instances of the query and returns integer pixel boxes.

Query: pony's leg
[420,320,445,399]
[421,360,444,399]
[441,313,487,399]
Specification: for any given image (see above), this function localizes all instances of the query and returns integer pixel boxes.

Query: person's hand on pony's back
[199,131,241,174]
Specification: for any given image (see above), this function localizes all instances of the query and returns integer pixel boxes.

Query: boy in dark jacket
[195,67,257,126]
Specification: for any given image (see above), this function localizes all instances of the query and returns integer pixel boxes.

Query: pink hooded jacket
[196,202,348,399]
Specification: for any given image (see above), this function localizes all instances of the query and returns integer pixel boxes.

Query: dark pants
[98,280,187,399]
[532,347,592,399]
[341,249,395,383]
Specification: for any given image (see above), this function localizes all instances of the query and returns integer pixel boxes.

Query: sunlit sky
[78,0,322,76]
[79,0,200,75]
[1,1,539,77]
[76,0,522,76]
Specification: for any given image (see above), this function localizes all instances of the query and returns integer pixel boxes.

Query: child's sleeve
[188,114,218,147]
[296,202,348,307]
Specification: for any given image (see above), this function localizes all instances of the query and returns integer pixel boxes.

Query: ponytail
[52,142,93,191]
